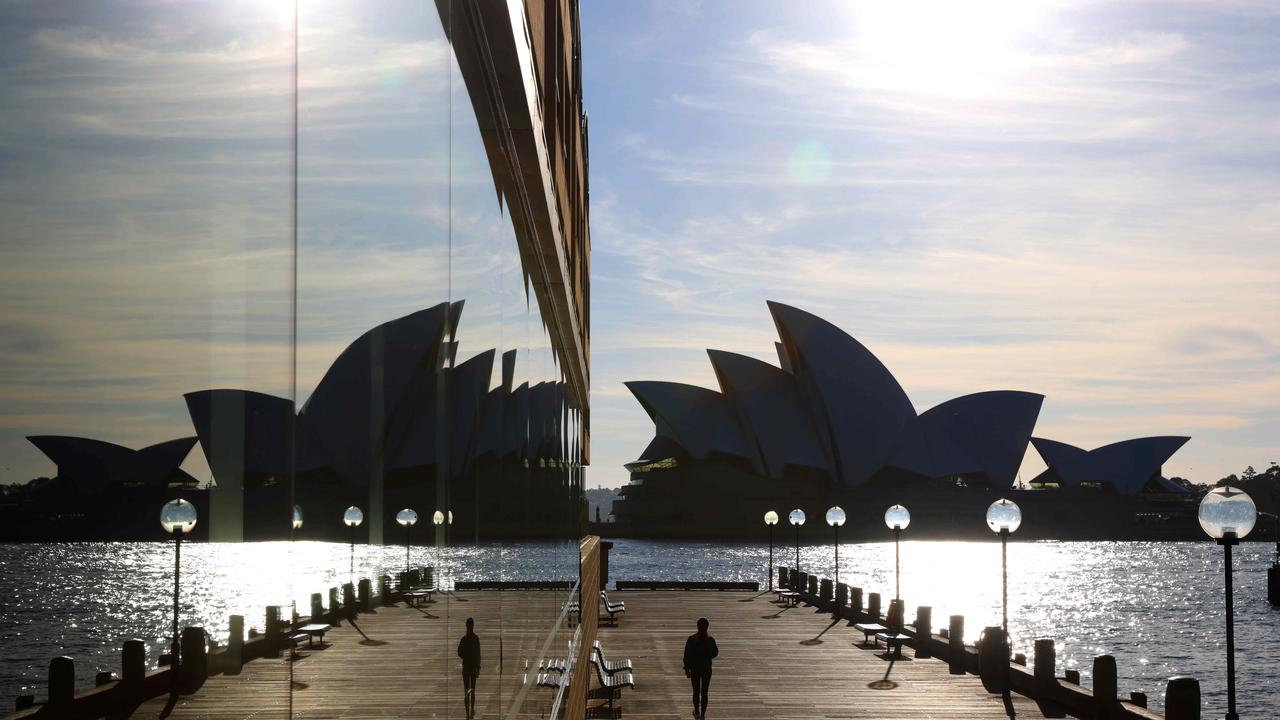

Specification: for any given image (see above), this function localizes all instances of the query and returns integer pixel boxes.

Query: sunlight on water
[0,539,1274,716]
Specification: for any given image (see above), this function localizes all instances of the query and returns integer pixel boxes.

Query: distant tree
[1217,473,1240,487]
[1242,465,1257,481]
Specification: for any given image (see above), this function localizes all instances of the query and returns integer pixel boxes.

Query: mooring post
[1034,638,1067,718]
[778,566,788,590]
[948,615,965,675]
[225,616,244,674]
[1269,565,1278,605]
[1014,652,1026,666]
[1165,676,1200,720]
[835,582,848,609]
[357,578,372,611]
[121,640,145,686]
[15,696,34,711]
[1130,691,1148,708]
[914,606,932,658]
[328,587,340,617]
[819,578,833,605]
[1093,654,1117,717]
[886,598,905,630]
[806,574,818,596]
[867,592,881,620]
[342,583,356,616]
[310,593,324,621]
[48,656,75,706]
[849,587,863,616]
[180,627,207,693]
[94,670,113,686]
[265,606,282,657]
[378,575,390,605]
[1064,669,1081,684]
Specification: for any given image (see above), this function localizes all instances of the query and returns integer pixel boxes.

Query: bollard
[95,671,114,686]
[867,592,881,619]
[1014,652,1026,666]
[977,626,1008,693]
[342,583,356,614]
[1065,669,1081,685]
[329,587,340,616]
[849,587,863,616]
[1165,676,1200,720]
[835,583,848,608]
[886,599,905,630]
[806,575,818,596]
[1093,654,1117,718]
[265,606,283,657]
[819,578,833,604]
[358,578,372,611]
[948,615,965,675]
[912,606,932,658]
[181,627,208,693]
[378,576,390,605]
[15,696,34,711]
[779,566,788,590]
[311,593,324,621]
[1269,566,1278,605]
[227,615,244,674]
[796,572,807,595]
[122,640,146,685]
[48,656,75,705]
[1130,692,1147,708]
[424,566,433,586]
[1034,638,1067,718]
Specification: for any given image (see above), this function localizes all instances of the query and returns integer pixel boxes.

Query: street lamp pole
[825,506,846,586]
[343,506,364,585]
[1198,485,1257,720]
[159,499,197,703]
[788,509,806,577]
[764,511,779,591]
[884,505,911,602]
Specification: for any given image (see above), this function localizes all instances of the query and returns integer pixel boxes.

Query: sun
[845,0,1052,98]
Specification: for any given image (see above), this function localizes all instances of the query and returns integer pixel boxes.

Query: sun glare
[847,0,1051,97]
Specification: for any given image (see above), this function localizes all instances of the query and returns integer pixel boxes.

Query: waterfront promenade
[139,590,1044,719]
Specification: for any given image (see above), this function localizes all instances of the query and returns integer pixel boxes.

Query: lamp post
[825,506,846,585]
[343,506,364,582]
[1199,486,1257,720]
[396,508,419,579]
[433,510,446,584]
[159,499,197,700]
[788,509,806,577]
[292,505,304,532]
[985,498,1022,635]
[884,504,911,601]
[764,510,779,590]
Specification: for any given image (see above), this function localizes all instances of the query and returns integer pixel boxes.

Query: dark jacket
[683,633,718,674]
[458,633,481,674]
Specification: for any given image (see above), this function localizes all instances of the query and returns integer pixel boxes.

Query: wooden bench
[853,623,888,644]
[599,591,626,624]
[296,623,331,648]
[874,631,911,658]
[777,590,802,607]
[589,658,634,711]
[403,588,434,606]
[592,640,633,674]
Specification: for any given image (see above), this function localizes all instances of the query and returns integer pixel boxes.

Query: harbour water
[0,539,1275,716]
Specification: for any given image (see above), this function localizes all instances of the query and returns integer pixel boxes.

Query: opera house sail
[616,302,1196,540]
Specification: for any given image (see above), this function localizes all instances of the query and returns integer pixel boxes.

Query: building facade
[0,0,589,714]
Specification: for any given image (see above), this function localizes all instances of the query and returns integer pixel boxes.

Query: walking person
[457,617,481,718]
[683,617,718,718]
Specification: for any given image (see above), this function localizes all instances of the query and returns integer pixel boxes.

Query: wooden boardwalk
[138,591,1045,719]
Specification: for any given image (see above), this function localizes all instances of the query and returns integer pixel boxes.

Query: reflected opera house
[614,301,1199,540]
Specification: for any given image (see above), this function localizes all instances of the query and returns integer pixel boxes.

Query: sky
[580,0,1280,489]
[0,1,1276,494]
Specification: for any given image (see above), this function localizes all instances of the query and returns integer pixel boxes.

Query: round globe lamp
[291,504,304,531]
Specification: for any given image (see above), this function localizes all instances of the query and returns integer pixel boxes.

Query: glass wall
[0,1,581,717]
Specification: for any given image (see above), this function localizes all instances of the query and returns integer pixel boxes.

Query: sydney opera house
[614,301,1198,540]
[9,301,582,543]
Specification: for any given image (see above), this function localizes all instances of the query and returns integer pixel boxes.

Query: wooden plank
[137,591,1049,719]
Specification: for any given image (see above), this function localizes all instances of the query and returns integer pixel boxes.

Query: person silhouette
[682,617,718,718]
[457,617,481,718]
